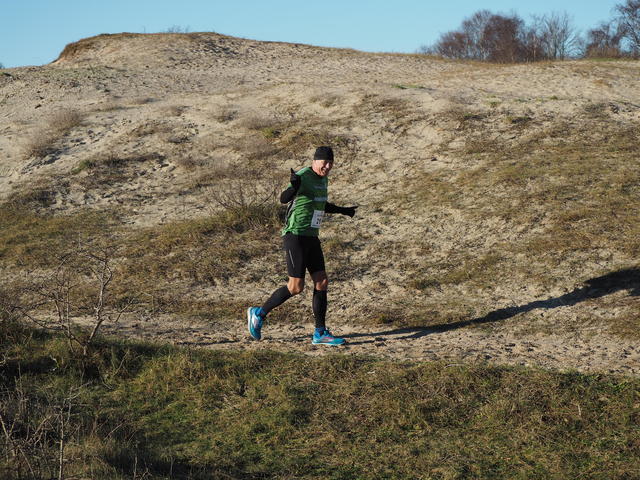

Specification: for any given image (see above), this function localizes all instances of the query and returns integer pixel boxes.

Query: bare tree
[431,30,473,59]
[522,15,548,62]
[481,13,525,63]
[461,10,493,60]
[9,243,132,358]
[585,21,626,57]
[420,9,587,63]
[0,375,87,479]
[424,10,532,63]
[164,25,191,33]
[616,0,640,57]
[540,12,581,59]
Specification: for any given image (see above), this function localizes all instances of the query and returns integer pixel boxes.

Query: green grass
[1,322,639,479]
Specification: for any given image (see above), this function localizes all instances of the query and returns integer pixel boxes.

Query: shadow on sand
[342,268,640,344]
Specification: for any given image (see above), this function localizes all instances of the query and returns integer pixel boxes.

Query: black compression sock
[261,286,293,315]
[312,289,327,329]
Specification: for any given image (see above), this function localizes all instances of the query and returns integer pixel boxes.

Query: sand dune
[1,33,639,374]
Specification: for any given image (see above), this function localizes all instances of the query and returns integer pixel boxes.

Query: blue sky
[1,0,623,68]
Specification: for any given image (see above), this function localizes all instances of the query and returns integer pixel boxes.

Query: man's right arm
[280,186,297,204]
[280,168,301,204]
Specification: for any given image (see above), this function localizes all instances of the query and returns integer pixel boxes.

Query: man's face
[312,159,333,177]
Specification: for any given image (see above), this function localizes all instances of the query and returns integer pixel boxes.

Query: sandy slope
[2,33,639,375]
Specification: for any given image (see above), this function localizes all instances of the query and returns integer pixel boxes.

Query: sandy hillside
[1,32,639,375]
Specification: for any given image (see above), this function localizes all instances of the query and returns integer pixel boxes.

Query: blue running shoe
[247,307,264,340]
[312,328,346,346]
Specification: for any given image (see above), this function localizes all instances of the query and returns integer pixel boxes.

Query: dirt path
[94,314,640,376]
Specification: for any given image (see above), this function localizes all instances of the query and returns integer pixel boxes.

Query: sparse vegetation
[165,105,186,117]
[164,25,191,34]
[24,109,84,159]
[401,111,640,335]
[310,93,342,108]
[213,105,238,123]
[70,158,96,174]
[393,84,426,90]
[131,97,156,105]
[24,131,60,159]
[51,109,84,134]
[0,202,115,267]
[74,151,165,188]
[239,113,285,132]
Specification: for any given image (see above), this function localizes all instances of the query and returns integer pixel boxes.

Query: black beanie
[313,146,334,161]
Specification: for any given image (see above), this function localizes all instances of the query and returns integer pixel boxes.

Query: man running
[247,146,357,345]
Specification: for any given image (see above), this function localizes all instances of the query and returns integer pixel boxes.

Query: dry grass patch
[310,93,342,108]
[213,105,238,123]
[0,203,116,267]
[6,177,71,211]
[274,126,354,157]
[353,94,422,134]
[51,109,84,133]
[130,97,156,105]
[174,155,210,171]
[238,113,286,132]
[129,120,172,138]
[25,109,84,159]
[24,131,60,159]
[73,151,164,186]
[440,107,490,135]
[164,104,186,116]
[583,102,610,118]
[231,134,280,162]
[117,206,281,295]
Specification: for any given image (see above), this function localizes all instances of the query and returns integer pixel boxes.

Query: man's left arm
[325,202,358,218]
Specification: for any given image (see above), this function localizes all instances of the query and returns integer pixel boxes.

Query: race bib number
[311,210,324,228]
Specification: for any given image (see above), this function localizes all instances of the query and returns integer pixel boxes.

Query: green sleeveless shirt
[282,167,328,237]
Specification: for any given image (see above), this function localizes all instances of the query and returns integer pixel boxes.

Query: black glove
[290,168,301,192]
[343,206,358,218]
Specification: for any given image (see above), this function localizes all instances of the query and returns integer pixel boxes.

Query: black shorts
[283,233,325,278]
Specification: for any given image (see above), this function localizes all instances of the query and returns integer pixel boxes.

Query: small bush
[129,120,172,137]
[583,102,609,118]
[24,109,84,159]
[310,93,342,108]
[51,109,83,133]
[24,131,59,159]
[239,114,283,131]
[206,167,280,216]
[71,158,96,174]
[131,97,156,105]
[165,104,186,116]
[214,106,237,123]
